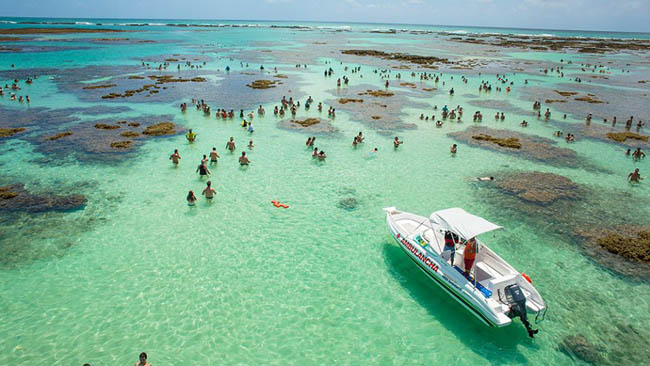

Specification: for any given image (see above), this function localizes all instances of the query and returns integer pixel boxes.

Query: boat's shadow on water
[381,242,538,364]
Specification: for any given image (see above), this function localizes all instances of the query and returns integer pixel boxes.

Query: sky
[3,0,650,33]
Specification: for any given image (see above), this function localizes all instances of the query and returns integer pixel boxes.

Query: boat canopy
[429,208,502,240]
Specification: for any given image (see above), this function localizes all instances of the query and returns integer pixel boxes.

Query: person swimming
[628,168,643,183]
[393,136,403,148]
[450,144,457,154]
[477,176,495,181]
[248,140,254,149]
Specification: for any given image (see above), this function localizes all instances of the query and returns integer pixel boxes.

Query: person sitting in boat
[463,238,477,277]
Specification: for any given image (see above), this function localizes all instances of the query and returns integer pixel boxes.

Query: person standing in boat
[463,238,477,277]
[442,231,458,265]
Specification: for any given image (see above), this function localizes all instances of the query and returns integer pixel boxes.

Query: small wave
[316,25,350,30]
[0,20,17,24]
[75,21,94,25]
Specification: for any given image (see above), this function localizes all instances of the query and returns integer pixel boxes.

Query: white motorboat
[384,206,547,337]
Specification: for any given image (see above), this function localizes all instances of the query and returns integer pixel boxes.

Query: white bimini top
[429,208,502,241]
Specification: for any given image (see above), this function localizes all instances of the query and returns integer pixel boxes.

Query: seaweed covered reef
[477,170,650,279]
[449,127,603,171]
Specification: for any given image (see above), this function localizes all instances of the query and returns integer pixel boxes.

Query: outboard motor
[504,284,539,338]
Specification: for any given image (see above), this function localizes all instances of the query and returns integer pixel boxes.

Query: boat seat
[475,262,502,280]
[481,274,517,294]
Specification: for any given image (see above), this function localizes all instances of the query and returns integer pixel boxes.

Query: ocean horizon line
[2,15,650,36]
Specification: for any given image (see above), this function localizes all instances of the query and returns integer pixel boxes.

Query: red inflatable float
[272,200,289,208]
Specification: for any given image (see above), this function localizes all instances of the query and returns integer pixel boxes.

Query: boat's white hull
[386,216,509,327]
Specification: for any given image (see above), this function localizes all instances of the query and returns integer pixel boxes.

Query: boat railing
[535,304,548,323]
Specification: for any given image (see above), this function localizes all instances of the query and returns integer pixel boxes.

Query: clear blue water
[1,17,649,365]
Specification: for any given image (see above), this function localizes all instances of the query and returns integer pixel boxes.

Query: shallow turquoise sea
[0,18,649,365]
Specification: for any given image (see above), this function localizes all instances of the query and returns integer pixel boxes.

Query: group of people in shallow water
[1,76,34,104]
[170,130,256,205]
[169,59,648,206]
[625,148,645,183]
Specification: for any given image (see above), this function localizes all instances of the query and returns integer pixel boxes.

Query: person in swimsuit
[477,176,494,181]
[209,148,220,164]
[632,148,646,160]
[186,129,196,142]
[169,149,181,165]
[135,352,151,366]
[201,154,209,166]
[393,136,403,149]
[187,190,197,206]
[196,162,211,177]
[450,144,457,154]
[628,168,643,183]
[248,140,254,149]
[202,181,216,200]
[226,137,236,152]
[239,151,250,165]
